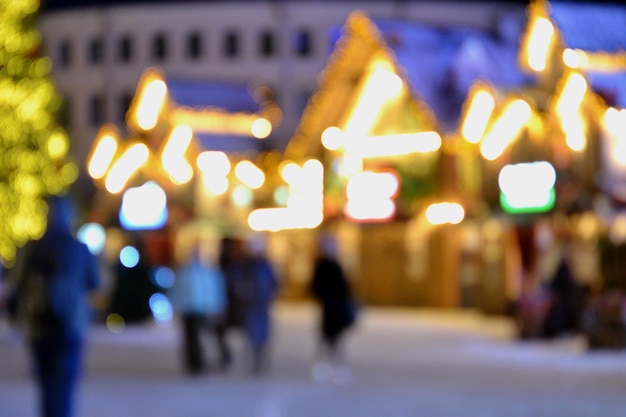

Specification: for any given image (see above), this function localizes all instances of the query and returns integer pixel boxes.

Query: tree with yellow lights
[0,0,78,265]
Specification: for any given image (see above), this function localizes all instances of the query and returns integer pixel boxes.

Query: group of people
[168,231,359,383]
[0,195,360,417]
[168,235,279,376]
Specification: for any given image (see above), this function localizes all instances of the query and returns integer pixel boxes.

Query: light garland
[0,0,76,264]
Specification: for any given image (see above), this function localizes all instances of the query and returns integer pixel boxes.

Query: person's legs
[182,314,204,374]
[214,322,232,371]
[31,338,82,417]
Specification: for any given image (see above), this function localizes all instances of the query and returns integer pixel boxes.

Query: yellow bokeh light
[461,89,495,144]
[251,118,272,139]
[321,126,344,151]
[47,131,69,159]
[527,17,554,72]
[196,151,231,175]
[480,99,531,161]
[136,79,167,131]
[105,143,150,194]
[425,202,465,225]
[88,134,118,179]
[235,160,265,189]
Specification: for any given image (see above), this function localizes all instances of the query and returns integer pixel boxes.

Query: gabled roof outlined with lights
[520,0,626,107]
[87,67,282,194]
[285,10,531,163]
[127,67,283,153]
[285,11,439,163]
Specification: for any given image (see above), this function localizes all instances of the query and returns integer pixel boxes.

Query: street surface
[2,302,626,417]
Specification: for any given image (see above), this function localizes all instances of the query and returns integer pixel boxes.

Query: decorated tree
[0,0,77,265]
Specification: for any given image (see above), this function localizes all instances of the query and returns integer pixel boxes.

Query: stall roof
[323,14,530,135]
[550,1,626,53]
[166,78,260,113]
[166,78,272,153]
[365,19,531,133]
[128,68,280,154]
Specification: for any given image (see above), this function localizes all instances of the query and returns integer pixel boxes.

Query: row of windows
[56,28,314,68]
[58,92,134,130]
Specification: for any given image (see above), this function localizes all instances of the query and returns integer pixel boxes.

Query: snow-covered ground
[2,302,626,417]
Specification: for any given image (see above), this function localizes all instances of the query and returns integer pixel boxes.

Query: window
[59,39,72,68]
[259,30,276,58]
[152,33,168,61]
[293,29,313,57]
[58,96,71,129]
[118,35,132,63]
[120,92,133,124]
[186,32,203,60]
[223,30,240,59]
[89,94,104,126]
[88,37,104,65]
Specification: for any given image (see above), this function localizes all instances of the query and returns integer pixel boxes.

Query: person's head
[219,236,247,264]
[45,195,75,235]
[246,233,267,257]
[319,233,338,259]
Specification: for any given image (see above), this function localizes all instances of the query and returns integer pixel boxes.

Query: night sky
[38,0,531,12]
[40,0,626,12]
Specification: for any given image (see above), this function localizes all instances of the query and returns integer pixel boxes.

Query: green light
[500,188,556,214]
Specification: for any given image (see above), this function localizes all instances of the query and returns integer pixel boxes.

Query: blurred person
[542,241,580,338]
[219,236,278,375]
[6,195,100,417]
[169,239,228,375]
[108,238,159,323]
[245,233,279,374]
[310,233,358,385]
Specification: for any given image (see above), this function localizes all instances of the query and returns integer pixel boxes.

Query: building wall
[38,1,526,163]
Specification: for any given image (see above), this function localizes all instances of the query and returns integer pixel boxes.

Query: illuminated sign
[498,161,556,214]
[119,181,168,230]
[344,170,399,222]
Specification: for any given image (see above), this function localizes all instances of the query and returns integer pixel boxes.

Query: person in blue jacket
[169,241,228,375]
[219,236,278,375]
[8,195,101,417]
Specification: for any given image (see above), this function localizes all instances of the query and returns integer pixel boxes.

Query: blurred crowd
[0,196,360,417]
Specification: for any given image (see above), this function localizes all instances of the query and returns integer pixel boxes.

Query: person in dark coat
[542,252,579,338]
[7,195,100,417]
[310,234,357,384]
[218,236,278,375]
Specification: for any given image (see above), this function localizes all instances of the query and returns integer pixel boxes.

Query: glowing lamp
[105,143,150,194]
[526,17,554,72]
[461,89,495,144]
[197,151,231,175]
[425,203,465,225]
[480,99,531,161]
[248,207,323,231]
[604,107,626,166]
[498,161,556,214]
[119,181,168,230]
[322,126,344,151]
[251,118,272,139]
[76,222,106,255]
[88,135,118,179]
[235,161,265,189]
[119,245,140,268]
[136,79,167,131]
[344,132,441,158]
[345,171,399,222]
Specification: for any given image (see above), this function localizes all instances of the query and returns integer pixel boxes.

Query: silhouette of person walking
[219,236,278,375]
[310,233,357,384]
[7,195,100,417]
[169,239,228,375]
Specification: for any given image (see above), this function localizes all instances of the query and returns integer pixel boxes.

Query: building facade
[39,1,527,163]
